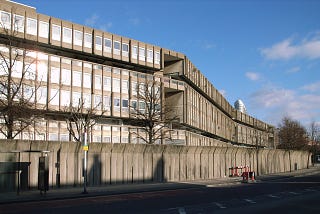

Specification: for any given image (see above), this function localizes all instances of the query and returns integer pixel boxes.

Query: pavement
[0,164,319,205]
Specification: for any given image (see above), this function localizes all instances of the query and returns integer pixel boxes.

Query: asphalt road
[1,172,320,214]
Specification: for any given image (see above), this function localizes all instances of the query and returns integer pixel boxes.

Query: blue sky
[16,0,320,127]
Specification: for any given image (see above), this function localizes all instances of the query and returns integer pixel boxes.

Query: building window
[52,24,61,41]
[72,92,81,107]
[122,99,128,110]
[50,88,59,106]
[132,46,138,59]
[112,136,120,143]
[61,69,71,86]
[114,97,120,110]
[50,67,60,84]
[37,62,48,82]
[73,71,82,87]
[94,94,102,109]
[0,11,11,29]
[104,38,112,53]
[49,133,58,141]
[63,27,72,43]
[83,73,91,89]
[95,36,102,50]
[103,95,111,111]
[103,76,111,91]
[13,14,24,33]
[39,21,49,38]
[122,80,128,94]
[37,87,47,104]
[147,49,153,63]
[83,93,91,108]
[95,75,102,90]
[103,136,111,143]
[122,43,129,57]
[74,30,83,46]
[131,81,137,96]
[139,47,145,61]
[155,51,160,65]
[113,41,121,55]
[60,90,70,107]
[113,68,120,75]
[60,134,69,141]
[112,78,120,93]
[84,33,92,48]
[26,18,37,36]
[131,100,137,110]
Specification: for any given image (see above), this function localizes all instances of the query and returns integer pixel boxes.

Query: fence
[0,140,311,192]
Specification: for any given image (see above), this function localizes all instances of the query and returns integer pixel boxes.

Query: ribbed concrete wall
[0,140,311,192]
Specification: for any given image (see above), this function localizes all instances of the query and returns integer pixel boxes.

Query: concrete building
[0,0,276,148]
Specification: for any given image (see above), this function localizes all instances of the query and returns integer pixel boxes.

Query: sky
[15,0,320,127]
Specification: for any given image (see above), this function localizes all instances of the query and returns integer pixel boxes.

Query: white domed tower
[234,99,247,114]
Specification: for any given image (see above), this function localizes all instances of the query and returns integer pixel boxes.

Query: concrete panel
[200,147,210,179]
[101,144,113,185]
[87,143,102,186]
[132,144,146,182]
[110,144,126,184]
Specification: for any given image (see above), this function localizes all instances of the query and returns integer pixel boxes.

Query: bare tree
[64,98,105,143]
[0,11,43,139]
[130,79,178,144]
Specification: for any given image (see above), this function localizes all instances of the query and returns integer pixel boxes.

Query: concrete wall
[0,140,311,192]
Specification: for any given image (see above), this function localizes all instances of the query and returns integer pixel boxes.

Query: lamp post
[82,128,88,194]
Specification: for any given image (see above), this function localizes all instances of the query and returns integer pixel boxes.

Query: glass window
[132,46,138,59]
[39,21,49,38]
[84,33,92,48]
[113,68,120,75]
[114,97,120,108]
[12,60,22,78]
[122,70,129,76]
[60,90,70,107]
[103,76,111,91]
[37,87,47,104]
[26,18,37,35]
[1,11,11,29]
[72,91,81,107]
[83,73,91,89]
[83,93,91,108]
[25,63,36,80]
[13,14,24,33]
[49,133,58,141]
[83,62,91,68]
[139,47,145,61]
[122,43,129,54]
[103,66,111,73]
[112,78,120,93]
[104,38,112,53]
[95,75,102,90]
[131,100,137,110]
[50,67,60,84]
[60,134,69,141]
[37,62,48,82]
[61,69,71,85]
[52,24,61,41]
[73,71,82,87]
[155,51,160,65]
[94,94,102,109]
[147,49,153,63]
[63,27,72,43]
[113,41,120,55]
[24,85,35,102]
[51,55,60,62]
[50,88,59,106]
[95,36,102,50]
[131,81,137,96]
[74,30,83,46]
[103,95,111,110]
[122,80,128,94]
[112,136,120,143]
[122,99,128,108]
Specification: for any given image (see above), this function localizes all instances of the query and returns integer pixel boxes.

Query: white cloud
[286,66,300,74]
[249,86,320,125]
[129,18,141,26]
[99,22,113,31]
[245,72,260,81]
[260,35,320,60]
[301,81,320,92]
[219,89,227,97]
[85,14,99,27]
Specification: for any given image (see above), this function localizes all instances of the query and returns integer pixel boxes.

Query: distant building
[0,0,276,148]
[234,99,247,114]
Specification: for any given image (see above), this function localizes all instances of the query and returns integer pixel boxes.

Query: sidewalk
[0,165,319,204]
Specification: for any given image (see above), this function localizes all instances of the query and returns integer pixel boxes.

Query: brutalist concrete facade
[0,0,276,148]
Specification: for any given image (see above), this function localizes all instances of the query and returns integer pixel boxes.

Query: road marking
[268,194,280,198]
[288,191,298,195]
[244,199,256,204]
[214,202,226,209]
[178,207,187,214]
[305,188,317,192]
